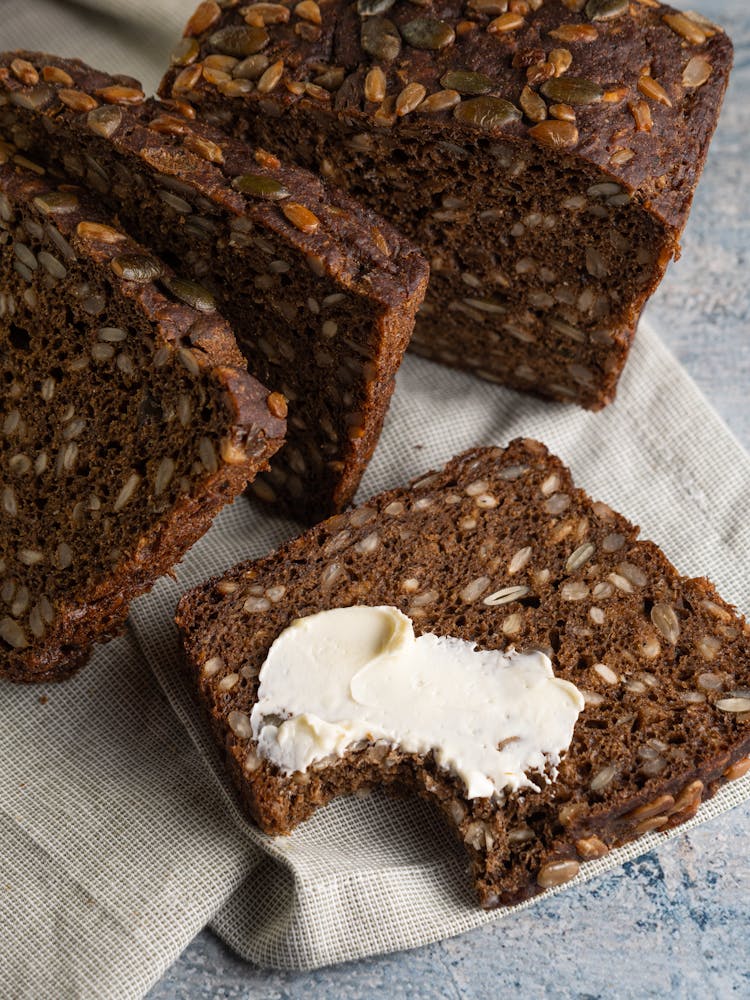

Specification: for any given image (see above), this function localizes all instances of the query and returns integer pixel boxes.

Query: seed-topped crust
[176,440,750,907]
[0,51,428,522]
[157,1,732,410]
[0,163,285,683]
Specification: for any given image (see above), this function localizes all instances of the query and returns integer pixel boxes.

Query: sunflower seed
[638,75,672,107]
[682,55,712,88]
[113,472,141,511]
[662,12,706,45]
[651,603,680,644]
[227,710,253,738]
[396,82,426,116]
[715,698,750,714]
[484,585,530,606]
[0,617,28,649]
[537,860,579,889]
[529,120,578,148]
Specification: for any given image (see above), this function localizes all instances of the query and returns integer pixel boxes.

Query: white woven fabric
[1,3,749,997]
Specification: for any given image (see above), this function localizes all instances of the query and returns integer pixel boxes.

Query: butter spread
[251,606,584,799]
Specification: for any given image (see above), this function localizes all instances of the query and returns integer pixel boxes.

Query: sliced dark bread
[0,52,428,522]
[0,162,285,682]
[159,1,732,410]
[176,440,750,907]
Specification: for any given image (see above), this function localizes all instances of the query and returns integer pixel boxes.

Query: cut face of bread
[176,441,750,907]
[159,1,732,409]
[0,53,428,522]
[0,164,285,682]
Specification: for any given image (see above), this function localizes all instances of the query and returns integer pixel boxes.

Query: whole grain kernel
[715,697,750,714]
[113,472,141,511]
[460,576,491,602]
[282,202,320,234]
[502,613,522,636]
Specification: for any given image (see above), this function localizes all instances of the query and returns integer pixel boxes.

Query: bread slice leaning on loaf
[0,52,429,523]
[0,162,285,683]
[160,0,732,410]
[176,441,750,907]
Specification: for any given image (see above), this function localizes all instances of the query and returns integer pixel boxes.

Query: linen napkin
[0,2,748,997]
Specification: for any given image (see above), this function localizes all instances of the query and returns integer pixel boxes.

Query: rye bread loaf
[0,53,428,523]
[176,440,750,907]
[0,162,285,683]
[159,0,732,410]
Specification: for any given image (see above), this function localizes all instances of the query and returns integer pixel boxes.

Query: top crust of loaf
[159,0,732,233]
[0,52,428,310]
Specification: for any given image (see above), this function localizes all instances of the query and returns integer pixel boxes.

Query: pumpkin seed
[208,25,269,57]
[401,17,455,50]
[361,17,401,61]
[586,0,628,20]
[541,77,603,105]
[232,174,290,199]
[162,276,216,312]
[111,254,163,282]
[357,0,394,15]
[454,96,520,131]
[440,70,493,95]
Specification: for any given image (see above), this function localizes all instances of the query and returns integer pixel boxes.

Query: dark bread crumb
[0,52,428,522]
[0,162,285,683]
[159,1,732,409]
[176,440,750,907]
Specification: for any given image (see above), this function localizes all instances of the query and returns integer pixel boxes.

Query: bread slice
[0,161,285,683]
[0,52,428,523]
[176,441,750,907]
[158,1,732,410]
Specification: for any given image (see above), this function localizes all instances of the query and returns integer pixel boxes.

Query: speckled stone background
[143,1,750,997]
